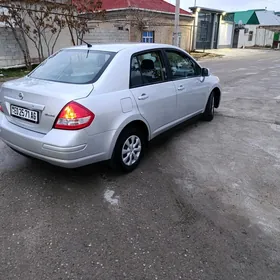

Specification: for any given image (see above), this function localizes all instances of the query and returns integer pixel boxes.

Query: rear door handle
[138,93,149,100]
[177,85,185,91]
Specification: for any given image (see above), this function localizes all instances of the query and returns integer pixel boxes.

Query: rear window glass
[29,49,115,84]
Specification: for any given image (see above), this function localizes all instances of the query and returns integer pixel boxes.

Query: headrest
[141,59,154,71]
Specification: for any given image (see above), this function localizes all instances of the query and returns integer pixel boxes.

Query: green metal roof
[233,11,260,24]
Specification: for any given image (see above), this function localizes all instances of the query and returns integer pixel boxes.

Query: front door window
[165,51,201,79]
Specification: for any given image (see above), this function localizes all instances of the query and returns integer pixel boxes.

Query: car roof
[66,43,178,53]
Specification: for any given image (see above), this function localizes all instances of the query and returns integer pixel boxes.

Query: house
[83,0,194,51]
[226,9,280,48]
[256,10,280,48]
[189,6,235,50]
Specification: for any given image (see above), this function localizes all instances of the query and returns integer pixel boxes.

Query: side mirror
[202,68,210,77]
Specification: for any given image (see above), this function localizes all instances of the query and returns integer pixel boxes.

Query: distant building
[189,6,235,50]
[226,9,280,48]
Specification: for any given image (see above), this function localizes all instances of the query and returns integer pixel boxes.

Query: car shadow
[148,115,202,151]
[20,115,205,191]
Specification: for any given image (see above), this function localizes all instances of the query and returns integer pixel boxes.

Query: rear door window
[130,51,166,88]
[165,50,201,80]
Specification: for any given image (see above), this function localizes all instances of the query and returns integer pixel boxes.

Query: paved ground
[1,50,280,280]
[205,48,279,58]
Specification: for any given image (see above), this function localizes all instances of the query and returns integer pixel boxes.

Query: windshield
[29,49,115,84]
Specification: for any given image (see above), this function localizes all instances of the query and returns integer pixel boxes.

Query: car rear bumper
[0,114,116,168]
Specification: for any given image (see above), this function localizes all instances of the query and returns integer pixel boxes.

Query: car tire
[202,92,215,122]
[111,127,145,172]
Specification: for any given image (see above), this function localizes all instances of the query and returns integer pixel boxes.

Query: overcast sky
[167,0,280,12]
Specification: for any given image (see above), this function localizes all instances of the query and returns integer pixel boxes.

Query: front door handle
[138,93,149,100]
[177,85,185,91]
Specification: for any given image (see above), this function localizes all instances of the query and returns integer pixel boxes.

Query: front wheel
[202,92,215,121]
[111,127,145,172]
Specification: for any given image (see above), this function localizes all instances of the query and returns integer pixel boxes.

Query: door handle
[138,93,149,100]
[177,85,185,91]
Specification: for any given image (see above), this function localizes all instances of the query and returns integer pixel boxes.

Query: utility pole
[174,0,180,46]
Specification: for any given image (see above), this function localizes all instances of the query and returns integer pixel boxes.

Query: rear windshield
[29,49,115,84]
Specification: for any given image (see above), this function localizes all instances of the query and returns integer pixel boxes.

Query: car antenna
[79,38,92,48]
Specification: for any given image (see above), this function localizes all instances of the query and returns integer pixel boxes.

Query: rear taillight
[54,101,95,130]
[0,103,3,112]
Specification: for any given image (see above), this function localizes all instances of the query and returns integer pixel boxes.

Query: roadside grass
[190,51,223,60]
[0,65,38,82]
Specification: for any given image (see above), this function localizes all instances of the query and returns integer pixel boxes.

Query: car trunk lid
[0,77,93,134]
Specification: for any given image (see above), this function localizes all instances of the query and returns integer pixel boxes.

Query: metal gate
[232,29,239,48]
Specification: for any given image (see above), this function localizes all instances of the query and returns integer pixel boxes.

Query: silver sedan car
[0,43,221,171]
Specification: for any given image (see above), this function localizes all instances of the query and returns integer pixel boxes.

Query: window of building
[248,31,253,41]
[142,31,154,43]
[130,51,165,88]
[244,28,249,34]
[165,51,201,79]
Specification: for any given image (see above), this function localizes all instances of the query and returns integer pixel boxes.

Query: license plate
[10,105,39,123]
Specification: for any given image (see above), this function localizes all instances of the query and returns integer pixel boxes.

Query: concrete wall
[218,21,234,48]
[26,27,72,62]
[84,21,129,44]
[0,5,73,68]
[0,26,73,68]
[129,17,193,51]
[152,17,193,51]
[0,27,25,68]
[237,25,256,48]
[0,25,74,68]
[237,25,274,48]
[255,28,274,47]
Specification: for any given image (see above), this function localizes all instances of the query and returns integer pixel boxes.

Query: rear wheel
[202,92,215,121]
[111,127,145,172]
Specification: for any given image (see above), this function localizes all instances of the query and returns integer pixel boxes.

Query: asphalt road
[1,50,280,280]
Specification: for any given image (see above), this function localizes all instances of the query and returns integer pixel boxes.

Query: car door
[164,49,208,120]
[130,50,177,137]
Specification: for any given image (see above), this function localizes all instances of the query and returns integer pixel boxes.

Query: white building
[228,9,280,48]
[189,6,235,50]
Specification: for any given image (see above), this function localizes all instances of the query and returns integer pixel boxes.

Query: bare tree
[23,1,68,61]
[0,0,67,65]
[128,7,163,41]
[63,6,89,46]
[66,0,104,45]
[0,0,104,69]
[0,1,32,69]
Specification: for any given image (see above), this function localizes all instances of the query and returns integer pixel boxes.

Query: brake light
[54,101,95,130]
[0,103,3,112]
